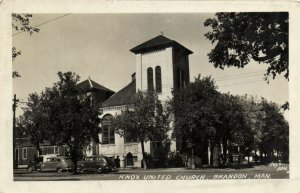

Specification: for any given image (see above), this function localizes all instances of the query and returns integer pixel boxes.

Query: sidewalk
[117,167,243,173]
[116,163,289,173]
[14,163,288,175]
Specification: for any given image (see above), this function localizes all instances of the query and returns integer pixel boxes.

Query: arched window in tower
[147,67,154,91]
[155,66,162,93]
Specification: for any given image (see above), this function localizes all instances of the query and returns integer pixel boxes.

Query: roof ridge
[130,35,192,54]
[91,80,115,93]
[101,80,136,107]
[76,79,115,93]
[107,80,134,98]
[88,76,93,88]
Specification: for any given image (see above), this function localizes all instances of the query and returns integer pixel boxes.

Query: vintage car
[28,156,75,173]
[77,156,117,173]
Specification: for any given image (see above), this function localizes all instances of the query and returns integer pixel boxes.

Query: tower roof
[130,35,193,54]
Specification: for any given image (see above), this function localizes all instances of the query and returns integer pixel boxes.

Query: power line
[35,13,70,28]
[213,70,266,79]
[13,13,71,36]
[219,79,265,87]
[215,73,264,81]
[218,74,286,87]
[30,14,48,22]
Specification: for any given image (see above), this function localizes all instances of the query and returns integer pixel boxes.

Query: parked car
[28,156,74,173]
[77,156,117,173]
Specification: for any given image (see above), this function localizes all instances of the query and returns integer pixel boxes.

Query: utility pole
[12,94,19,169]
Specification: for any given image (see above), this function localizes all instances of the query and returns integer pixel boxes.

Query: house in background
[14,138,67,167]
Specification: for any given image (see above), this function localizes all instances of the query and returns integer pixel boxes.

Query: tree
[18,92,49,155]
[213,93,255,166]
[168,74,289,166]
[111,91,171,169]
[204,12,288,80]
[19,72,102,172]
[259,98,289,162]
[238,95,265,164]
[12,14,40,78]
[169,75,220,165]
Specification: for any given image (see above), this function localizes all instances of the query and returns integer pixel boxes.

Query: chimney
[131,72,136,81]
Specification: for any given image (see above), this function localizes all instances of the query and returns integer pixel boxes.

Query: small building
[14,138,67,167]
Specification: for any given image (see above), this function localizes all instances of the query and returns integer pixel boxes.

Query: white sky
[12,13,288,119]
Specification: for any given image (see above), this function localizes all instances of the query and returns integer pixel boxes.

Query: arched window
[147,67,154,91]
[102,114,115,144]
[155,66,162,93]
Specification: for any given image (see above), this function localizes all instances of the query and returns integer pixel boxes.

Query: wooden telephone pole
[12,94,19,169]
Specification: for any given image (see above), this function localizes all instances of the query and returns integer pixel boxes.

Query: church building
[79,35,193,167]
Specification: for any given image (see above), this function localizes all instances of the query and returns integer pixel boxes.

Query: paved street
[14,163,289,181]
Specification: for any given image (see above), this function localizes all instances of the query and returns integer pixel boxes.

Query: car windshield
[85,157,94,161]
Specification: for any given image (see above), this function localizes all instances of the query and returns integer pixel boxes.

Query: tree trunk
[36,143,42,157]
[70,145,78,174]
[141,141,147,169]
[210,144,214,167]
[222,138,228,167]
[227,142,232,167]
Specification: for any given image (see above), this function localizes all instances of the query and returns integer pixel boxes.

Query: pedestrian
[115,156,120,169]
[111,156,116,166]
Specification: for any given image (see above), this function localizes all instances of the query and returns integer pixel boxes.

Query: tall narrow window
[102,114,115,144]
[177,68,185,90]
[181,70,185,88]
[54,146,59,154]
[147,67,154,91]
[177,68,181,89]
[102,125,109,144]
[22,148,27,160]
[155,66,162,93]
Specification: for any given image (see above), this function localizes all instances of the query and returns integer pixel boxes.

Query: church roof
[101,80,136,107]
[76,78,115,93]
[130,35,193,54]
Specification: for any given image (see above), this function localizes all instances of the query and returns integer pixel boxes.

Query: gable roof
[101,80,136,107]
[130,35,193,54]
[76,78,114,93]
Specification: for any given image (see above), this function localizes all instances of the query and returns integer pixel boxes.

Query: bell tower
[130,35,193,101]
[130,35,193,152]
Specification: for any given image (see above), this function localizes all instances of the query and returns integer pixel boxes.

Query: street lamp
[187,124,196,169]
[187,145,195,170]
[187,140,195,169]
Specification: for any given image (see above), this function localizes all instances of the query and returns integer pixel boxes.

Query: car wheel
[57,168,63,173]
[98,168,102,173]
